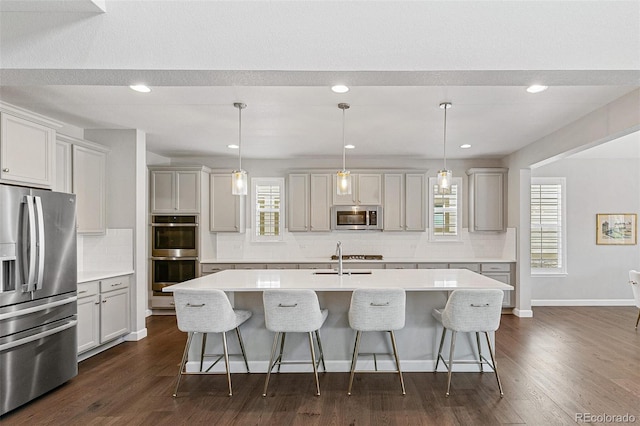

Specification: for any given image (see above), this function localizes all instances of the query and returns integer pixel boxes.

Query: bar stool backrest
[349,288,406,331]
[441,289,503,333]
[174,289,238,333]
[630,270,640,309]
[263,289,323,332]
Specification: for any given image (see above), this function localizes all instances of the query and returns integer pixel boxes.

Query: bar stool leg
[389,330,406,395]
[434,328,447,372]
[347,330,362,395]
[173,332,193,397]
[199,332,207,372]
[315,330,326,372]
[476,332,484,373]
[308,332,320,396]
[445,330,457,397]
[235,327,250,373]
[277,332,286,373]
[221,331,232,396]
[635,310,640,329]
[263,332,280,397]
[484,332,504,397]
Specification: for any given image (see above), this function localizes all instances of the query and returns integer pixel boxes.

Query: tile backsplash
[77,228,134,272]
[215,228,516,261]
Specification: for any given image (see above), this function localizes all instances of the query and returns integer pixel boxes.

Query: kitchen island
[164,268,513,373]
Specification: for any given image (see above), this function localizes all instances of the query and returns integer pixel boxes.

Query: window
[251,178,285,242]
[530,177,566,275]
[429,177,462,241]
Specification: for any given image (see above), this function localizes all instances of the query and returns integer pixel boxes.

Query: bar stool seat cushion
[174,289,252,333]
[263,290,328,333]
[349,288,406,331]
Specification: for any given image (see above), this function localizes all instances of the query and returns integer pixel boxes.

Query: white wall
[531,158,640,304]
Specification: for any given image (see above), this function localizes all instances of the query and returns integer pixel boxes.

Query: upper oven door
[151,215,198,257]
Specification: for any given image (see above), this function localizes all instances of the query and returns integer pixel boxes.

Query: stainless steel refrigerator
[0,183,78,416]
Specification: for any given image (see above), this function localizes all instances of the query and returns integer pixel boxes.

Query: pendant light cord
[238,105,242,171]
[443,104,447,170]
[342,107,346,172]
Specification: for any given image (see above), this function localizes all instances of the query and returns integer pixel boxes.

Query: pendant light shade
[437,102,453,195]
[336,103,352,196]
[231,102,247,195]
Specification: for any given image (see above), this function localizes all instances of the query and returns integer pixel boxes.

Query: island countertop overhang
[163,268,513,293]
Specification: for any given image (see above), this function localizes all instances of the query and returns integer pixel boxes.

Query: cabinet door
[0,113,55,188]
[474,173,505,231]
[210,174,244,232]
[73,145,106,234]
[405,173,426,231]
[332,173,357,205]
[77,295,100,353]
[383,174,404,231]
[100,287,130,342]
[176,171,200,213]
[482,272,513,307]
[310,174,331,231]
[357,174,382,205]
[54,140,72,193]
[288,174,309,231]
[150,171,176,213]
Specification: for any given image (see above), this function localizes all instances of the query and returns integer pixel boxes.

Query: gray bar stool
[262,289,328,397]
[172,289,251,397]
[432,289,504,397]
[347,288,406,395]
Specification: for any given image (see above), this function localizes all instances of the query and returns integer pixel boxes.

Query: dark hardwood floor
[2,307,640,425]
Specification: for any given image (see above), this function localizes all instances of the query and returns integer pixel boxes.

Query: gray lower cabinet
[77,275,131,355]
[480,263,513,307]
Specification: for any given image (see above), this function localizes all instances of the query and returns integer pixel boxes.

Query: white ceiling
[0,1,638,162]
[1,85,636,161]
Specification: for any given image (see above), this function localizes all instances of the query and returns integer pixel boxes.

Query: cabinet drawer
[481,263,511,272]
[385,263,417,269]
[449,263,480,272]
[202,263,235,274]
[267,264,298,269]
[151,295,176,309]
[77,281,99,298]
[99,275,129,293]
[417,263,448,269]
[299,263,332,270]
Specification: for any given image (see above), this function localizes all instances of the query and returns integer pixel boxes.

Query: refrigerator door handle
[34,196,46,291]
[22,195,37,293]
[0,319,77,353]
[0,295,77,321]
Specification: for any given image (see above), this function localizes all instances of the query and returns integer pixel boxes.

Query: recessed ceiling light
[129,84,151,93]
[227,144,239,149]
[460,144,472,149]
[345,144,355,149]
[331,85,349,94]
[526,84,548,94]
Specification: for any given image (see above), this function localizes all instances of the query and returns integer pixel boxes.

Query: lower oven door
[151,258,198,295]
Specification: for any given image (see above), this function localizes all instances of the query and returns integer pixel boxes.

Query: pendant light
[436,102,453,195]
[231,102,247,195]
[336,102,352,195]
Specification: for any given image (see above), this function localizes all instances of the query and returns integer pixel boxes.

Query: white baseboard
[532,299,636,306]
[125,327,148,341]
[512,308,534,317]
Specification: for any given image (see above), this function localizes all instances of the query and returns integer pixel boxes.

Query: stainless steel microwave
[331,205,383,231]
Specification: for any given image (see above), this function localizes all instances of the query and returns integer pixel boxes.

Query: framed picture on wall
[596,213,637,245]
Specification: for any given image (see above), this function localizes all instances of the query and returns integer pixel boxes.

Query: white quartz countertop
[163,268,513,292]
[78,270,134,283]
[199,258,516,264]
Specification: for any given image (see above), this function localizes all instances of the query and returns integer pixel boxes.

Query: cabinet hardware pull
[78,290,87,294]
[102,300,107,303]
[2,168,9,172]
[94,301,100,305]
[111,283,121,286]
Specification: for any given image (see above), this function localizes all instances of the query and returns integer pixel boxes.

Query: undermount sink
[313,270,373,275]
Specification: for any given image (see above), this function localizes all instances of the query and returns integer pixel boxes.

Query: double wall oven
[151,215,199,297]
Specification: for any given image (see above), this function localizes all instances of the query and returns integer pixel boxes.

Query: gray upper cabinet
[0,111,56,189]
[466,168,508,232]
[149,166,206,214]
[332,173,382,205]
[383,172,425,231]
[210,173,245,232]
[287,173,331,232]
[287,173,309,231]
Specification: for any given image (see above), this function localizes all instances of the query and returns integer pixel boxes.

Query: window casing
[428,177,462,241]
[251,178,285,242]
[530,177,566,275]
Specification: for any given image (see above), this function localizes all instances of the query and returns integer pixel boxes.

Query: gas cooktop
[330,254,384,260]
